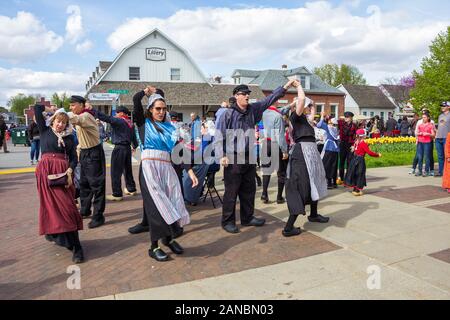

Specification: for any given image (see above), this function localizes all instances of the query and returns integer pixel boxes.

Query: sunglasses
[153,107,167,113]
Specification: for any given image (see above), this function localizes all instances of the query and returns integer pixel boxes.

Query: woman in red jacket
[344,129,381,196]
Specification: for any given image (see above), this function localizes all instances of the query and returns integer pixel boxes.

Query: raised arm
[293,80,306,117]
[33,104,48,133]
[133,87,155,127]
[252,80,295,122]
[93,109,121,126]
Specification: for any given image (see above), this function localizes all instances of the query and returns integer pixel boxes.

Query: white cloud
[0,11,64,62]
[66,5,83,44]
[76,40,93,54]
[0,67,86,106]
[107,1,448,84]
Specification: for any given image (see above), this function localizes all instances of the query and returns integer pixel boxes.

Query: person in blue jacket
[317,111,340,189]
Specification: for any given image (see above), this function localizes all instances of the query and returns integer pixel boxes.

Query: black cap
[155,88,165,98]
[70,95,86,104]
[116,106,130,115]
[233,85,252,96]
[344,111,354,118]
[169,111,178,119]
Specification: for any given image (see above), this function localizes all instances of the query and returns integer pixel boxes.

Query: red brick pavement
[0,167,340,300]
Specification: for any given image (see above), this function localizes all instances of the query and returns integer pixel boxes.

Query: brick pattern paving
[0,169,340,300]
[371,185,450,214]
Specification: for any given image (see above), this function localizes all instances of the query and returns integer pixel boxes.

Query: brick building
[231,66,346,117]
[23,97,56,126]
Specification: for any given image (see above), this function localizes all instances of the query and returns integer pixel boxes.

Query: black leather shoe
[261,195,269,204]
[72,247,85,264]
[282,228,302,237]
[241,217,266,227]
[276,197,285,204]
[128,223,149,234]
[149,247,169,262]
[163,240,184,255]
[308,214,330,223]
[88,216,105,229]
[222,224,240,234]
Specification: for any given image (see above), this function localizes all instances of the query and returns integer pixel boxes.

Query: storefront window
[171,68,181,81]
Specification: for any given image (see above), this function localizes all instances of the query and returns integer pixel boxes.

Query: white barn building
[86,29,265,122]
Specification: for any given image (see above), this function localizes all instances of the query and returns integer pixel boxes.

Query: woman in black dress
[284,81,330,237]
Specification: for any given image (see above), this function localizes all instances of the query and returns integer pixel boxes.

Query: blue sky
[0,0,448,106]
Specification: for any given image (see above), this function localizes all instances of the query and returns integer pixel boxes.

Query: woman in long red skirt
[34,103,84,263]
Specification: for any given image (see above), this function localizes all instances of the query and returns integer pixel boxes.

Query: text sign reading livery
[146,47,166,61]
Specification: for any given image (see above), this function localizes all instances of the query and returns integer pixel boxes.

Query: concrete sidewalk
[101,166,450,300]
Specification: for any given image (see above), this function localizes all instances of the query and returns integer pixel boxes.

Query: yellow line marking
[0,164,112,175]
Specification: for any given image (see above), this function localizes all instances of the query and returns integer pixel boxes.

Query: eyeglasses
[154,107,167,113]
[237,92,250,96]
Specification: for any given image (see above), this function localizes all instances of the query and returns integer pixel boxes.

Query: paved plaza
[0,141,449,300]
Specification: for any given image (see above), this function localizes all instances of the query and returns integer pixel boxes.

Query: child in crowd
[344,129,381,196]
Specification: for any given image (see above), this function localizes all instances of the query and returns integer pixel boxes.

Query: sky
[0,0,449,107]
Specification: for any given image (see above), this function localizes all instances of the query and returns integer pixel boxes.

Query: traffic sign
[108,89,129,94]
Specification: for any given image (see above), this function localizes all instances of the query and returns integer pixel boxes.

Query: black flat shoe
[72,247,84,264]
[261,195,269,204]
[276,197,286,204]
[241,217,266,227]
[88,217,105,229]
[308,214,330,223]
[149,247,169,262]
[222,223,240,234]
[163,240,184,255]
[282,228,302,237]
[128,223,149,234]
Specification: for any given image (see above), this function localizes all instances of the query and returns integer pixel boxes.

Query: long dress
[443,132,450,191]
[133,91,190,242]
[285,112,328,216]
[34,104,83,249]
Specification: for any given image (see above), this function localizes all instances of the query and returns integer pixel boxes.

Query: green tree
[313,63,368,87]
[8,94,36,118]
[410,26,450,120]
[0,106,9,113]
[51,92,71,111]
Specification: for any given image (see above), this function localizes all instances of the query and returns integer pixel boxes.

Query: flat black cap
[116,106,130,115]
[70,95,86,104]
[233,84,252,96]
[344,111,354,118]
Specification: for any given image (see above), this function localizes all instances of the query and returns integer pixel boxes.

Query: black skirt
[344,155,367,190]
[139,166,174,242]
[285,144,312,216]
[322,151,338,180]
[45,231,81,250]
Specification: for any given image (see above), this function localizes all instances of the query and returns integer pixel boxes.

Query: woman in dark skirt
[344,129,381,196]
[284,81,329,237]
[34,104,84,263]
[133,86,198,262]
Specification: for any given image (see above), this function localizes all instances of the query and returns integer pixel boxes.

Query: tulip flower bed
[364,137,437,168]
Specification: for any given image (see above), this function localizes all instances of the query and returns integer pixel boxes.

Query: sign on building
[88,93,119,101]
[146,47,166,61]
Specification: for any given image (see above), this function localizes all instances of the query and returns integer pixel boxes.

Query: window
[315,104,324,114]
[129,67,140,80]
[363,111,367,116]
[330,104,337,117]
[300,75,306,88]
[380,112,385,120]
[370,111,374,117]
[171,68,181,81]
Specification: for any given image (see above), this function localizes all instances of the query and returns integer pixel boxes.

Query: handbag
[48,172,68,187]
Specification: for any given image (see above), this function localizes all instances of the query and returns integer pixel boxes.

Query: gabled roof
[232,67,343,95]
[343,84,397,109]
[95,28,210,86]
[381,84,411,104]
[87,81,266,106]
[99,61,113,72]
